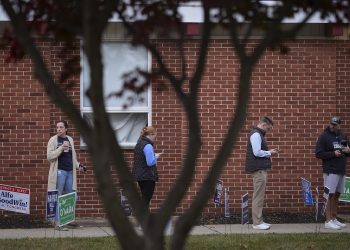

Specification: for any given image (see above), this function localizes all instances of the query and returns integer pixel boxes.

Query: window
[81,42,151,148]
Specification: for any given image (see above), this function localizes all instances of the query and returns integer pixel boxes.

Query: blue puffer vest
[132,136,159,181]
[245,127,272,173]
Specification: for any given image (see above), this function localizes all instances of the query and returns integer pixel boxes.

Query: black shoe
[67,222,83,228]
[55,226,69,231]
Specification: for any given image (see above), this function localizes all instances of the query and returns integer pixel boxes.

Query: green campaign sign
[339,177,350,202]
[58,192,76,226]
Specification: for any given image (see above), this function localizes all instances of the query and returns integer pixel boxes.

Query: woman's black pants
[137,180,155,208]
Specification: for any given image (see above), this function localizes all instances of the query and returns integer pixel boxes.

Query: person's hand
[63,141,69,152]
[155,151,163,158]
[342,147,350,154]
[270,148,279,155]
[79,163,87,172]
[335,150,343,157]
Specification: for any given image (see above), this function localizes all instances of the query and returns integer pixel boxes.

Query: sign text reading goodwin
[0,184,30,214]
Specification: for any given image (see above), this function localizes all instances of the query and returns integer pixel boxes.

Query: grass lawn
[0,234,349,250]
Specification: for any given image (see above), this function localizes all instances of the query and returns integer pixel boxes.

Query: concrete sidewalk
[0,222,349,239]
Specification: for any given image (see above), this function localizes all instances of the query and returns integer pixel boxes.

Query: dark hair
[57,121,68,134]
[260,116,273,126]
[58,121,68,128]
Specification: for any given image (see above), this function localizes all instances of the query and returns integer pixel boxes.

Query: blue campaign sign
[46,190,58,220]
[120,189,132,216]
[241,193,249,225]
[213,180,223,205]
[320,186,330,216]
[224,188,230,218]
[315,187,319,222]
[300,177,313,206]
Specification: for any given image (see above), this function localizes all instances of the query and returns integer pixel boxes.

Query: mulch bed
[0,215,52,229]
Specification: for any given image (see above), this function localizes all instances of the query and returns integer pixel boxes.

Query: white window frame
[80,41,152,149]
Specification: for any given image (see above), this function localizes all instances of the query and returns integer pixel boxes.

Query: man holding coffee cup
[315,116,350,230]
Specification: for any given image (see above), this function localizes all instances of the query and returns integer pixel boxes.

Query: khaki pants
[251,170,267,225]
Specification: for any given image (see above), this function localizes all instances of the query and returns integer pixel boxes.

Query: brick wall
[0,38,349,219]
[0,47,51,216]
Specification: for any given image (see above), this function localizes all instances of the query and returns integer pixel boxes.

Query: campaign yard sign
[0,184,30,214]
[339,177,350,202]
[120,189,132,216]
[58,192,76,226]
[315,187,319,222]
[300,177,313,206]
[320,186,330,216]
[213,180,223,205]
[224,188,230,218]
[241,193,249,225]
[46,190,58,220]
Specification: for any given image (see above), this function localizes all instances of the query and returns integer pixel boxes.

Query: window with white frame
[81,42,151,148]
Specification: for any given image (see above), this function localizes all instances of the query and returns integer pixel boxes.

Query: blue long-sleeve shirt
[250,132,271,158]
[143,144,158,166]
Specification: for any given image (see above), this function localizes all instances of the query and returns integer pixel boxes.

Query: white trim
[107,1,345,24]
[147,50,152,127]
[81,107,150,112]
[0,2,347,23]
[80,41,85,118]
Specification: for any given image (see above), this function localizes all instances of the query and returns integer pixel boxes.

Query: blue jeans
[55,169,74,225]
[56,169,73,195]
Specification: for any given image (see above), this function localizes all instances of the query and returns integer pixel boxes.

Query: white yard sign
[0,184,30,214]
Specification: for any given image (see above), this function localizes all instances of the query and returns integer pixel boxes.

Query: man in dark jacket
[245,116,279,230]
[316,116,350,230]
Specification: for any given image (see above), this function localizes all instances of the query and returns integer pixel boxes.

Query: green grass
[0,237,120,250]
[0,234,350,250]
[184,234,350,250]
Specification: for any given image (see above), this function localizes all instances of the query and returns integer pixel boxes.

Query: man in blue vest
[245,116,279,230]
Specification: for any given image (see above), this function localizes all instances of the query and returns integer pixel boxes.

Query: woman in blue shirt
[133,126,162,209]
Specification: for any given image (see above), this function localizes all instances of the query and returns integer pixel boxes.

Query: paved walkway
[0,222,349,239]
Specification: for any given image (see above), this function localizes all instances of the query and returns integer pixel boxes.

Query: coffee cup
[63,141,69,152]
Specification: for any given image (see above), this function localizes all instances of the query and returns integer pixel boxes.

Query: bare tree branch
[3,1,349,250]
[80,1,145,249]
[116,5,188,104]
[152,4,212,235]
[0,0,92,142]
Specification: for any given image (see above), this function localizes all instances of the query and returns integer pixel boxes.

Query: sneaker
[262,222,271,227]
[325,221,341,230]
[333,219,346,228]
[252,223,270,230]
[55,226,69,231]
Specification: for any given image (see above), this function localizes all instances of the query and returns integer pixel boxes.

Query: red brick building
[0,21,350,219]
